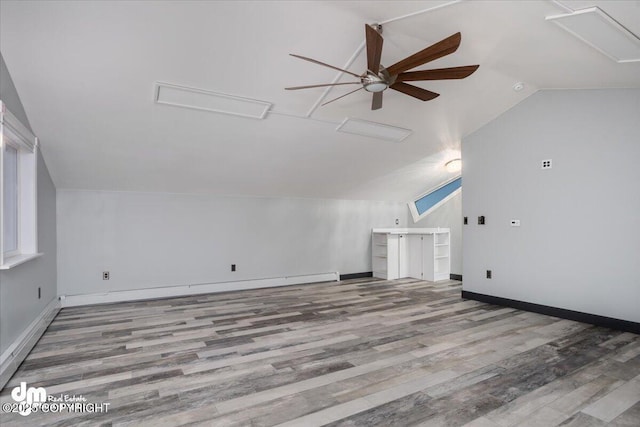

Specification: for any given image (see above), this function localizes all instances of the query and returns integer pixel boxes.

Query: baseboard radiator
[0,298,60,390]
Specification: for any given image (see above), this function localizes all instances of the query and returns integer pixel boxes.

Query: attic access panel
[155,82,272,119]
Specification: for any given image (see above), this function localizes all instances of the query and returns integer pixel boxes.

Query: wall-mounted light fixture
[445,158,462,173]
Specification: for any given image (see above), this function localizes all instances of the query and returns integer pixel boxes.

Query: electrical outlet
[103,271,110,280]
[395,218,399,225]
[486,270,492,279]
[231,264,236,272]
[541,159,552,169]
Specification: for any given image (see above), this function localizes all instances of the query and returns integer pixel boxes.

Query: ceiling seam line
[379,0,465,25]
[549,0,574,13]
[268,110,341,125]
[305,40,366,118]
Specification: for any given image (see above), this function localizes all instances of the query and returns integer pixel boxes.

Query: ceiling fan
[286,24,479,110]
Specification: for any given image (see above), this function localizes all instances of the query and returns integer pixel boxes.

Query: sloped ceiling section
[1,1,639,202]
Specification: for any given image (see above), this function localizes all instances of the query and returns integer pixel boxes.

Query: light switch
[510,219,520,227]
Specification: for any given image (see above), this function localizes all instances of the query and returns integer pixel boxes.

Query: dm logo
[11,382,47,416]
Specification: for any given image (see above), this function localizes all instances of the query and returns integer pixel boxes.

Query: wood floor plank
[1,278,638,426]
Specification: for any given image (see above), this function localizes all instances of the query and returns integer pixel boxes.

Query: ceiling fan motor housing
[362,68,394,92]
[287,26,477,110]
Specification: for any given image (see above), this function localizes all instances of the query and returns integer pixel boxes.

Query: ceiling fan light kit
[362,75,388,93]
[286,23,479,110]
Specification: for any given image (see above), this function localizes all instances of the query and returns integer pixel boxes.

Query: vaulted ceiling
[1,1,639,201]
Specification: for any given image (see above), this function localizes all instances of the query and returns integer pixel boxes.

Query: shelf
[372,228,450,282]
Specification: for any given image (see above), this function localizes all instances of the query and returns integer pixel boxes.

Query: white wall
[410,192,462,275]
[0,53,57,355]
[57,190,408,296]
[462,89,640,323]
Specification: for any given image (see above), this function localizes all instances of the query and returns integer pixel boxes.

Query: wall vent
[155,82,272,119]
[336,118,412,142]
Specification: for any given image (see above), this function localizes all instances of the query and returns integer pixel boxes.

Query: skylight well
[409,177,462,223]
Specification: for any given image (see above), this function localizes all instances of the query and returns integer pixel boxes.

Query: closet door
[422,234,436,281]
[386,234,400,279]
[398,234,409,278]
[407,235,423,280]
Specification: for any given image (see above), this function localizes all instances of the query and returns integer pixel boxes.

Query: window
[408,177,462,223]
[3,143,19,255]
[0,100,40,269]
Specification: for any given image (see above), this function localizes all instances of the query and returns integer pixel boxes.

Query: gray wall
[57,190,407,296]
[410,192,462,275]
[462,89,640,323]
[0,53,57,355]
[0,54,31,132]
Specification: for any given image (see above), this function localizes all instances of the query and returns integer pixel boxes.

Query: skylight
[409,177,462,223]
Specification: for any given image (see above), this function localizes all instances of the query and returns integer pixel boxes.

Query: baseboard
[0,298,60,390]
[340,272,373,280]
[450,274,463,281]
[461,290,640,334]
[60,272,339,308]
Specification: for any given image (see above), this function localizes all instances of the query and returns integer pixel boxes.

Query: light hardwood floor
[1,278,639,426]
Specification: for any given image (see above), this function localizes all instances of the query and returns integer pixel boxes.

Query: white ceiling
[1,0,639,201]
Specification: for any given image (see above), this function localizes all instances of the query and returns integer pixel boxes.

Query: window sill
[0,253,43,270]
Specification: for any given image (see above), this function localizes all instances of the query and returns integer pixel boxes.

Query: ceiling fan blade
[396,65,479,82]
[371,92,383,110]
[290,54,362,78]
[390,82,440,101]
[321,87,364,107]
[386,32,462,76]
[365,24,383,74]
[285,82,361,90]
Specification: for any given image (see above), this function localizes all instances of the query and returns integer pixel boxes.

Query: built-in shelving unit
[372,232,399,279]
[372,228,450,281]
